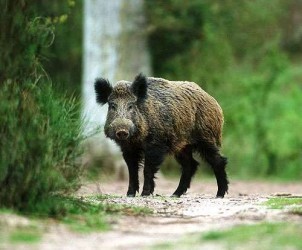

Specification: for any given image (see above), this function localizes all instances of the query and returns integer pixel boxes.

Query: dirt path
[2,177,302,250]
[74,177,302,250]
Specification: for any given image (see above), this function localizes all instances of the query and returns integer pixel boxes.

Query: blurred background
[1,0,302,209]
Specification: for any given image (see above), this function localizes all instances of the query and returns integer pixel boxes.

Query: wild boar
[95,74,228,197]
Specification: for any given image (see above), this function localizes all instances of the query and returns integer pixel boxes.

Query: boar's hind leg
[198,142,229,198]
[141,145,167,197]
[122,149,142,197]
[172,146,198,197]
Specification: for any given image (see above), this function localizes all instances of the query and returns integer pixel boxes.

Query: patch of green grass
[152,223,302,250]
[203,223,276,241]
[62,202,152,233]
[263,197,302,217]
[264,197,302,209]
[25,196,109,233]
[90,195,154,216]
[152,242,175,250]
[24,195,152,233]
[62,212,108,233]
[202,223,302,250]
[1,195,153,235]
[0,208,14,214]
[61,201,153,233]
[0,215,42,245]
[0,210,42,245]
[9,226,42,244]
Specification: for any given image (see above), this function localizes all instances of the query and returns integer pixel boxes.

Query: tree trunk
[82,0,151,177]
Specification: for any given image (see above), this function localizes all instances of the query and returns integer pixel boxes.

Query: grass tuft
[9,226,42,244]
[202,223,302,249]
[264,197,302,209]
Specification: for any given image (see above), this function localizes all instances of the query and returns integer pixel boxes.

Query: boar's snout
[106,118,135,141]
[116,129,129,140]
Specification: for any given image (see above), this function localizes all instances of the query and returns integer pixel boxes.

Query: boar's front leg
[141,145,167,196]
[122,148,142,197]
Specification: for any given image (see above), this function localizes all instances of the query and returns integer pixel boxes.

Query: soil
[1,177,302,250]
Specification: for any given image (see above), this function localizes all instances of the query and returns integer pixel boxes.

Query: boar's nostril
[116,129,129,140]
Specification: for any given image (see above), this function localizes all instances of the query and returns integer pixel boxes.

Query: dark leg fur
[122,149,142,197]
[141,145,167,196]
[198,142,229,198]
[172,146,199,197]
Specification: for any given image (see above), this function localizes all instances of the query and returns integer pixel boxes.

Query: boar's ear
[131,73,147,101]
[94,78,113,105]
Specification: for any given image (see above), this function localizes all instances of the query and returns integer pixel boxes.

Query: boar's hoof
[216,189,227,198]
[216,193,225,198]
[170,194,181,198]
[127,193,135,197]
[141,190,151,197]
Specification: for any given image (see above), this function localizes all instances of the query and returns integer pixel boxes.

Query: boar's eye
[127,103,135,111]
[108,102,117,111]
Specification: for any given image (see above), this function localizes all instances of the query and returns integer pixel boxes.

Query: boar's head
[95,74,147,142]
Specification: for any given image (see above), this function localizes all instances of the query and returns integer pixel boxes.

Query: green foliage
[39,0,83,95]
[0,81,83,209]
[0,0,52,82]
[27,196,109,232]
[0,0,83,212]
[24,195,152,233]
[223,55,302,178]
[0,0,82,94]
[146,0,302,179]
[264,197,302,209]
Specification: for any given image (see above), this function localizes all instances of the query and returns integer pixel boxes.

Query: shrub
[0,80,83,210]
[146,0,302,179]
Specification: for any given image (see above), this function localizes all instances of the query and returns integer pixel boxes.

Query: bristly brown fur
[142,77,224,151]
[94,74,228,198]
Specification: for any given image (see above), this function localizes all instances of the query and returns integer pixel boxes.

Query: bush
[0,80,83,209]
[146,0,302,179]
